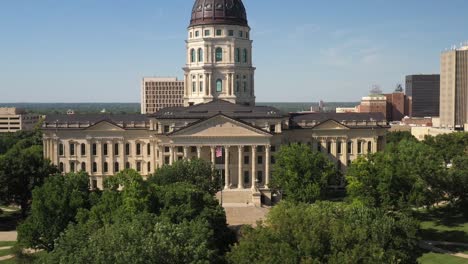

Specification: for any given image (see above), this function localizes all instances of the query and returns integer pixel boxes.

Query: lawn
[416,207,468,244]
[0,242,14,248]
[418,253,468,264]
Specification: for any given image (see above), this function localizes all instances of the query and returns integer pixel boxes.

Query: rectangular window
[244,171,250,185]
[238,31,243,38]
[192,82,196,92]
[257,171,263,183]
[70,162,75,172]
[165,156,170,165]
[244,156,249,165]
[70,144,75,156]
[92,144,97,156]
[114,143,119,156]
[271,146,276,152]
[81,144,86,156]
[195,31,199,37]
[216,29,222,36]
[200,81,203,92]
[126,162,131,169]
[177,146,184,153]
[59,144,64,156]
[228,30,234,36]
[337,142,342,154]
[317,143,322,152]
[92,162,97,173]
[115,162,120,172]
[147,144,151,156]
[104,162,108,173]
[204,30,210,36]
[164,126,170,133]
[347,142,352,154]
[136,144,141,156]
[258,156,263,165]
[191,146,197,153]
[103,144,108,156]
[327,142,332,154]
[125,143,130,156]
[358,142,362,154]
[165,147,170,153]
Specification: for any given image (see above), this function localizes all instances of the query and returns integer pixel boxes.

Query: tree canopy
[148,158,221,195]
[24,165,234,263]
[228,201,420,264]
[0,138,57,217]
[271,143,339,203]
[346,140,446,211]
[17,172,94,251]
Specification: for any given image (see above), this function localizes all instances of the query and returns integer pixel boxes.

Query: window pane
[216,79,223,92]
[215,48,222,62]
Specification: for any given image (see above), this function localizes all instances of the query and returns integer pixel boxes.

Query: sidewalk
[0,231,17,242]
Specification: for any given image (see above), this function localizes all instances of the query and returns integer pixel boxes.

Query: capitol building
[42,0,388,206]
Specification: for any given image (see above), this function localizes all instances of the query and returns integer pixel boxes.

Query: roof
[152,100,285,120]
[290,112,386,122]
[190,0,248,27]
[42,114,150,130]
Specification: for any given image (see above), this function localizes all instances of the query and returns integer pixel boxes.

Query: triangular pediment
[170,115,271,138]
[312,119,350,130]
[85,121,125,131]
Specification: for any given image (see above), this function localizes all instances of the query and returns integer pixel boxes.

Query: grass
[415,207,468,244]
[0,248,12,258]
[0,242,14,248]
[418,253,468,264]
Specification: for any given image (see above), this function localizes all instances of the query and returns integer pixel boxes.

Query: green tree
[424,132,468,164]
[228,201,420,264]
[39,214,218,264]
[34,169,234,263]
[149,158,221,195]
[446,155,468,218]
[271,143,338,203]
[0,139,57,217]
[17,172,93,251]
[386,131,417,145]
[346,140,446,211]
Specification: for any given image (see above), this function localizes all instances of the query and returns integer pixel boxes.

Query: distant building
[405,74,440,118]
[336,107,358,113]
[357,95,388,119]
[411,127,455,141]
[384,89,412,122]
[141,77,184,114]
[0,108,41,133]
[440,45,468,129]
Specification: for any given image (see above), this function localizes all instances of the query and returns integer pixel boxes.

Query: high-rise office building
[405,75,440,117]
[440,45,468,128]
[141,77,184,114]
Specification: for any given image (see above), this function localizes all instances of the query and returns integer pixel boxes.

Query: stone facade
[42,102,388,206]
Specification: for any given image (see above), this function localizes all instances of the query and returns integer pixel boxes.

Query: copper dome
[190,0,248,27]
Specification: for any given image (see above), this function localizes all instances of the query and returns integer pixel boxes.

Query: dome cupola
[190,0,248,27]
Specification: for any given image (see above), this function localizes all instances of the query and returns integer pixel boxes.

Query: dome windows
[198,48,203,62]
[216,29,222,36]
[190,49,196,63]
[235,48,240,63]
[243,49,248,63]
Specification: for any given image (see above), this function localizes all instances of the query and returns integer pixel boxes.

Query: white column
[109,141,115,175]
[238,146,243,189]
[211,146,216,165]
[169,146,174,165]
[265,145,270,189]
[224,146,230,190]
[183,146,189,159]
[251,146,257,190]
[197,146,202,159]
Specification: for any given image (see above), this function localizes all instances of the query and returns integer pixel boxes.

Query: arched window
[136,143,141,156]
[81,162,86,172]
[92,162,97,173]
[126,162,131,169]
[59,162,64,172]
[368,141,372,153]
[147,143,151,155]
[103,162,108,173]
[198,48,203,62]
[147,162,151,174]
[190,49,196,63]
[115,162,120,172]
[70,162,75,173]
[216,79,223,92]
[243,49,248,63]
[235,48,240,62]
[215,47,223,62]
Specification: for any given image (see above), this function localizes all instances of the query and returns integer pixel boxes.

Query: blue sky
[0,0,467,103]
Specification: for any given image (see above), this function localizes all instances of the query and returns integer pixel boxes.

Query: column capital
[237,145,244,151]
